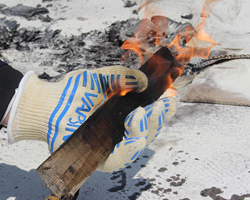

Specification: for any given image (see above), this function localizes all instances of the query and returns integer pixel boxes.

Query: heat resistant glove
[7,66,147,152]
[7,65,176,172]
[98,96,176,172]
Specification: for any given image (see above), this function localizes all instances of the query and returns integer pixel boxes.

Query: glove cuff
[7,71,59,145]
[7,71,35,144]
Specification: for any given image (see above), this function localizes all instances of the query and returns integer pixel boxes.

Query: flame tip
[121,0,218,92]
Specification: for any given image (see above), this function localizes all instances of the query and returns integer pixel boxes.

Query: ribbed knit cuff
[7,71,35,143]
[7,71,60,144]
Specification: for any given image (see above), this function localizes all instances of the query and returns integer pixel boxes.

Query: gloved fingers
[124,106,148,139]
[95,65,148,94]
[97,97,175,172]
[145,97,176,145]
[97,136,146,172]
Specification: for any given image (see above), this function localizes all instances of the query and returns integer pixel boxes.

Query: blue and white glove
[98,97,176,172]
[6,65,176,172]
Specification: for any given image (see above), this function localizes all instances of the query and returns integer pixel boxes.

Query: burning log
[36,0,220,198]
[36,47,181,199]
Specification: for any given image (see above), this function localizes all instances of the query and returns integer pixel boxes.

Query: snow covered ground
[0,0,250,199]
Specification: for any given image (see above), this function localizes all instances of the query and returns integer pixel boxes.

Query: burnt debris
[0,4,49,20]
[0,5,216,79]
[0,18,20,49]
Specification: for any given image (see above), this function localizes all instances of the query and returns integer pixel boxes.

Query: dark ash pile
[0,4,214,81]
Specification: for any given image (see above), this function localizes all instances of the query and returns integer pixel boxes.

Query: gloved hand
[98,96,176,172]
[7,65,176,172]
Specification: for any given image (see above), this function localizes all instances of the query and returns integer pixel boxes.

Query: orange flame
[119,88,135,96]
[166,85,179,97]
[121,0,220,77]
[168,0,220,68]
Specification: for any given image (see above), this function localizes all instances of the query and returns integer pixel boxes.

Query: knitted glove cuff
[7,71,61,144]
[7,71,37,143]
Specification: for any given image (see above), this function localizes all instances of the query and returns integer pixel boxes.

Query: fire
[121,0,220,92]
[168,0,219,68]
[119,88,134,96]
[165,86,179,97]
